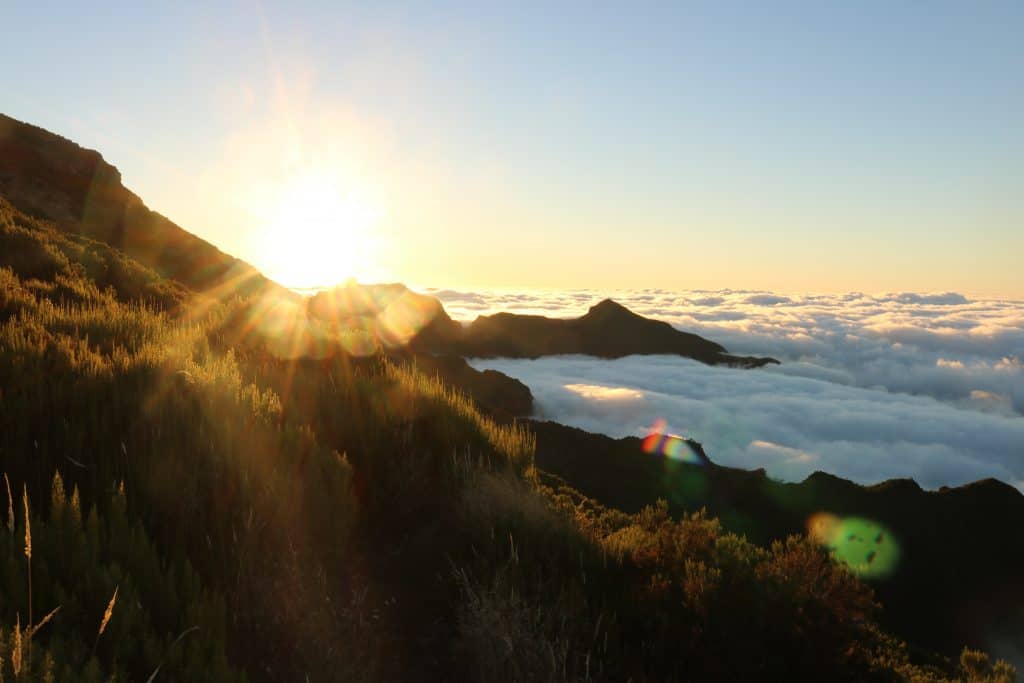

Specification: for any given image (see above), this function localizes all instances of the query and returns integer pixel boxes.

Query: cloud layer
[431,287,1024,417]
[428,287,1024,489]
[471,354,1024,490]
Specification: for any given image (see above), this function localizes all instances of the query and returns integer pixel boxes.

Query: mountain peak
[584,298,633,319]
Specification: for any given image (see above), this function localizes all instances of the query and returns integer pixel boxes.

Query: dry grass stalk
[12,613,21,676]
[27,606,61,640]
[21,486,30,560]
[21,486,31,670]
[98,586,117,638]
[93,585,118,657]
[3,474,12,533]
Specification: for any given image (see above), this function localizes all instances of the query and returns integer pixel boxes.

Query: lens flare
[807,512,900,579]
[306,283,444,356]
[642,418,704,465]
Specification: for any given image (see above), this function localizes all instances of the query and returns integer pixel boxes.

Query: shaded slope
[404,353,534,419]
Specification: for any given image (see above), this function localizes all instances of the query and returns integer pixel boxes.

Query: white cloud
[429,286,1023,489]
[427,287,1024,417]
[564,383,644,401]
[469,354,1024,490]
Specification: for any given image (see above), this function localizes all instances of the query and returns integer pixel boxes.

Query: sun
[258,169,383,290]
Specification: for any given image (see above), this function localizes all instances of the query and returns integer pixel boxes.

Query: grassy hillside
[0,195,1016,680]
[529,421,1024,662]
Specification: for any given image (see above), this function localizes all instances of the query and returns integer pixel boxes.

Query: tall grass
[385,361,536,474]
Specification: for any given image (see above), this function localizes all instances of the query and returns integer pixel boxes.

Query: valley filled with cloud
[432,288,1024,489]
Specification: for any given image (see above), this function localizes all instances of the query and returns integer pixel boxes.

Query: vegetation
[0,196,1016,681]
[530,421,1024,660]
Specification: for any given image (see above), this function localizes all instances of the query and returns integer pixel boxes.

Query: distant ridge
[413,296,780,367]
[306,282,779,366]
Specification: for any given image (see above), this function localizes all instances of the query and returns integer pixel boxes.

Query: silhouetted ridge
[403,296,777,367]
[868,477,924,495]
[0,113,281,298]
[803,470,856,490]
[304,286,778,367]
[941,477,1024,504]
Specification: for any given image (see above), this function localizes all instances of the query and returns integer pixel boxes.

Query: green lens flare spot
[808,513,900,579]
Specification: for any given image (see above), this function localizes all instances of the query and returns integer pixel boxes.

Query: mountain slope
[0,113,282,299]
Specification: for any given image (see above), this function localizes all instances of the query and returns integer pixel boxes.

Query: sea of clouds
[424,287,1024,490]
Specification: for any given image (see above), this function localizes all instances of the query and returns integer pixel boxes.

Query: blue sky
[3,2,1022,294]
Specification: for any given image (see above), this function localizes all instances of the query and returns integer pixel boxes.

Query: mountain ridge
[437,296,778,367]
[1,112,779,367]
[0,112,283,299]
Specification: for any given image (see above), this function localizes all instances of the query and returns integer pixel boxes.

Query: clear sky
[3,1,1022,296]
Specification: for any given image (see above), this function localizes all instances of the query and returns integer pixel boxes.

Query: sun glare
[258,169,383,289]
